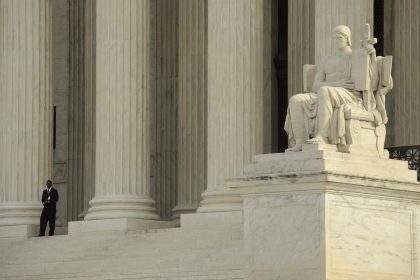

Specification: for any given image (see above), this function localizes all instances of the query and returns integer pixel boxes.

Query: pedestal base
[230,149,420,280]
[244,186,420,280]
[197,188,243,213]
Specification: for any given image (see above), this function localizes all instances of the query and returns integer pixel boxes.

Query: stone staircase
[0,224,245,280]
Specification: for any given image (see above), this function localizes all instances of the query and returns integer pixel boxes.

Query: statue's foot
[306,136,328,144]
[285,144,302,152]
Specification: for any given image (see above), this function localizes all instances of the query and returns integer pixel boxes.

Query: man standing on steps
[38,180,59,236]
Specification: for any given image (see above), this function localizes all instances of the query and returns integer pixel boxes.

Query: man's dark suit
[39,187,59,236]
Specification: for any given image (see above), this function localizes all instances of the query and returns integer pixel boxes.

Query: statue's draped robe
[285,53,366,146]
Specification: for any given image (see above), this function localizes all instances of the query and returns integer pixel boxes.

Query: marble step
[0,224,245,280]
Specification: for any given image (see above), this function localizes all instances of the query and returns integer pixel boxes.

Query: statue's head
[333,25,352,49]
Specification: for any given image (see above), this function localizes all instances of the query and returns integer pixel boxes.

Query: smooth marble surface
[244,146,417,183]
[326,194,414,278]
[244,193,325,280]
[240,156,420,280]
[68,218,173,234]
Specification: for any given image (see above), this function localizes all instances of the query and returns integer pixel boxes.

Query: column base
[171,204,199,226]
[0,202,42,226]
[84,195,160,221]
[68,218,173,234]
[196,188,243,213]
[172,204,198,218]
[77,210,88,220]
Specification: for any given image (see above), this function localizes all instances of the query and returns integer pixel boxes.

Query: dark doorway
[374,0,384,56]
[275,0,289,152]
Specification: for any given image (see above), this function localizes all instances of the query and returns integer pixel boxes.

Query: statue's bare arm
[312,63,327,93]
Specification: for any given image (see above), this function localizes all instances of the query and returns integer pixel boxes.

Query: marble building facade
[0,0,419,226]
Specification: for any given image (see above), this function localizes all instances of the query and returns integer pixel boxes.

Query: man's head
[333,25,352,49]
[46,180,52,188]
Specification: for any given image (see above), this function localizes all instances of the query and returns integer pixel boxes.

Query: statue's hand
[330,79,354,90]
[363,43,376,55]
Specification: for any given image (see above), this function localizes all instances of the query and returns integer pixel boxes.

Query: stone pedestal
[228,145,420,280]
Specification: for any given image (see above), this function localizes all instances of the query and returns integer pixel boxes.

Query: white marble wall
[244,193,325,280]
[244,188,420,280]
[326,193,415,279]
[172,0,207,218]
[240,149,420,279]
[0,0,52,226]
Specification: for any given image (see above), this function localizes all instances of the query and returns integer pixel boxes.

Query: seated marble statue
[284,24,393,154]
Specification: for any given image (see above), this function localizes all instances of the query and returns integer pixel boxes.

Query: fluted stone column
[150,0,178,220]
[0,0,52,226]
[82,0,96,219]
[67,0,96,221]
[172,0,207,218]
[392,0,420,146]
[288,0,374,97]
[84,0,159,221]
[68,0,85,221]
[263,0,280,153]
[198,0,264,213]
